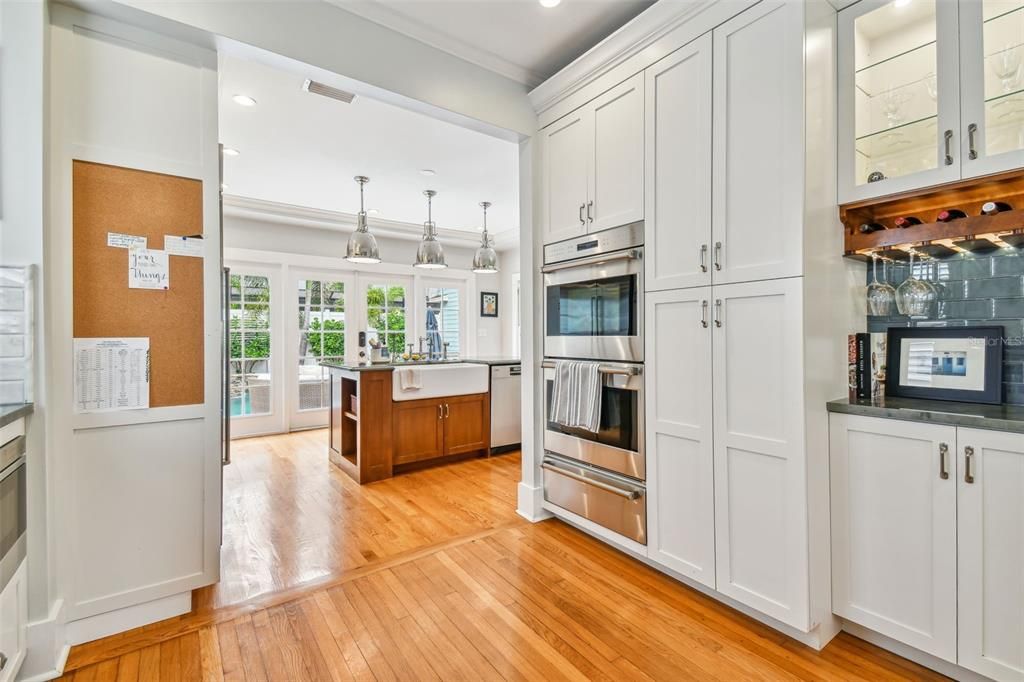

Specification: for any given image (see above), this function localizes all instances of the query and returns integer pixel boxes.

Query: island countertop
[827,396,1024,434]
[320,358,519,372]
[0,402,33,429]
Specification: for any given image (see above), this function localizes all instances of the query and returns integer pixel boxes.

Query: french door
[289,272,354,430]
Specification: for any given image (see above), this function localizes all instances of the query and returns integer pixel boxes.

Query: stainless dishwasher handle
[541,248,642,273]
[541,462,641,500]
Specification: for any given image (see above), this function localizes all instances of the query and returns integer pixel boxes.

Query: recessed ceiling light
[222,147,240,157]
[419,169,436,177]
[232,94,257,107]
[539,0,561,7]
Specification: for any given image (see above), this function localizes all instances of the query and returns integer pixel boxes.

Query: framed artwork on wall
[480,292,498,318]
[885,326,1004,404]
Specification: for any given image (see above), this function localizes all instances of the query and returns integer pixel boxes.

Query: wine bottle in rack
[936,209,968,222]
[894,216,923,228]
[858,222,886,234]
[981,201,1012,215]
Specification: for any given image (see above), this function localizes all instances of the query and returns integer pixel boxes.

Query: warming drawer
[542,454,646,545]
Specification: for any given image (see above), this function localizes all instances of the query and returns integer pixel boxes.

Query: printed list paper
[74,337,150,412]
[129,248,169,289]
[164,235,204,258]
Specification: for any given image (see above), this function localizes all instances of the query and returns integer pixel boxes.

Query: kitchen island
[321,361,492,483]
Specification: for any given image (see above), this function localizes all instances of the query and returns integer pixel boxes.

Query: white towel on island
[398,367,422,391]
[550,360,602,433]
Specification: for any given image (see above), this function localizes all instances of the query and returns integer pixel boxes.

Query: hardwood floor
[58,431,946,681]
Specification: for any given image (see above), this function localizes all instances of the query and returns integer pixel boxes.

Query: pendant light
[345,175,381,264]
[472,201,499,274]
[414,189,447,269]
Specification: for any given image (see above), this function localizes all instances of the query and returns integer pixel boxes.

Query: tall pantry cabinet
[534,0,845,646]
[644,1,845,640]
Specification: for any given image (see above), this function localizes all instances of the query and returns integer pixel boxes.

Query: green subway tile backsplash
[866,249,1024,405]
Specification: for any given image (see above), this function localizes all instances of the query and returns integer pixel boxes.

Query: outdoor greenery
[306,318,345,357]
[367,285,406,354]
[230,274,270,373]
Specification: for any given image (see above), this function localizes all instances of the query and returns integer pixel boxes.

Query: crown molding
[327,0,547,88]
[223,195,519,250]
[528,0,755,122]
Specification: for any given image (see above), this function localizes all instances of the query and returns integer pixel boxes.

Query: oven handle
[541,248,642,273]
[541,461,642,500]
[541,360,642,376]
[0,455,25,483]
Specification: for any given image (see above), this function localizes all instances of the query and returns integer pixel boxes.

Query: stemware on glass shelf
[896,250,937,317]
[992,43,1022,95]
[866,254,897,316]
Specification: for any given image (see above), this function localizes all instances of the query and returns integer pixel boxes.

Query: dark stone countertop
[320,359,503,372]
[0,403,34,429]
[827,396,1024,434]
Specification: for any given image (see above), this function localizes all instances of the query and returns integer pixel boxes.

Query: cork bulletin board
[73,160,205,407]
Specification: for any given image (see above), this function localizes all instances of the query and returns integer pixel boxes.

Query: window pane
[242,303,269,329]
[323,282,345,309]
[230,359,270,416]
[387,286,405,307]
[367,285,385,307]
[297,358,327,411]
[243,332,270,359]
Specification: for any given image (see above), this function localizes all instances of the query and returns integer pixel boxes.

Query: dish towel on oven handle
[550,360,602,433]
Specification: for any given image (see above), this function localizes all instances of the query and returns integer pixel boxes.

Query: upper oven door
[543,248,643,362]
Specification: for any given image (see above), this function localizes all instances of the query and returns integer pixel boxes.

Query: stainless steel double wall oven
[541,223,647,544]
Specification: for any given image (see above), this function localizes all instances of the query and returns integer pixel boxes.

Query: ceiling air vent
[302,79,356,104]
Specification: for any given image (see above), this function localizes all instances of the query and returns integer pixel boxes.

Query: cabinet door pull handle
[579,204,585,226]
[699,244,708,273]
[445,403,450,418]
[438,404,443,419]
[714,299,722,328]
[944,129,954,166]
[939,442,950,480]
[700,300,709,328]
[713,241,722,271]
[587,200,594,223]
[968,123,978,160]
[964,445,975,484]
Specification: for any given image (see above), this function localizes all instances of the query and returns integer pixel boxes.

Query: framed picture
[480,292,498,318]
[885,326,1004,404]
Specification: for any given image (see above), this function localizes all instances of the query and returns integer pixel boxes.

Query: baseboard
[19,598,69,682]
[516,481,551,522]
[65,591,191,647]
[488,443,521,455]
[841,621,990,682]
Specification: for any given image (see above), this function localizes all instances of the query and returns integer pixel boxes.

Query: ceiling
[332,0,656,87]
[219,54,520,240]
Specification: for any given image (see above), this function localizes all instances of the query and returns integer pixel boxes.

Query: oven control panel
[544,221,644,266]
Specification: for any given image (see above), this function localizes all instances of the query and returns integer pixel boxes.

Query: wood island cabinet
[392,393,490,466]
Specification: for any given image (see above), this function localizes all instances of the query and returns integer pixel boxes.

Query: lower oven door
[0,452,26,591]
[542,454,646,545]
[543,362,645,480]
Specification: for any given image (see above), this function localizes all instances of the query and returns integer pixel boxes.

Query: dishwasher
[489,364,521,454]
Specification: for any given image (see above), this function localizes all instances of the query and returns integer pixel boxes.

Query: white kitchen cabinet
[644,34,713,292]
[957,427,1024,681]
[711,1,805,284]
[645,287,715,587]
[711,277,809,629]
[539,73,644,245]
[589,73,645,234]
[0,561,26,682]
[958,0,1024,180]
[540,111,590,245]
[829,413,957,662]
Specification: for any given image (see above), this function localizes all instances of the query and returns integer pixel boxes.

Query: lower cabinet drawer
[542,455,647,545]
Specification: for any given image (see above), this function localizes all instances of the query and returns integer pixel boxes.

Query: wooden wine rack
[840,169,1024,259]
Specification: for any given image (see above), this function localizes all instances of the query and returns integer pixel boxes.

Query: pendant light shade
[472,201,499,274]
[346,175,381,264]
[414,189,447,269]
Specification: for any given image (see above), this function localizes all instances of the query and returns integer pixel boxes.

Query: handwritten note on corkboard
[73,160,205,407]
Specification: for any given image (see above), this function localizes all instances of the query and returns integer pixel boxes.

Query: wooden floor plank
[56,435,948,682]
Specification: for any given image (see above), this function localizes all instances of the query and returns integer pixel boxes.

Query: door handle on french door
[699,244,708,273]
[700,300,708,328]
[939,442,949,480]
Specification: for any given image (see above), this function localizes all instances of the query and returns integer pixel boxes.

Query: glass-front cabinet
[839,0,961,203]
[841,0,1024,203]
[959,0,1024,177]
